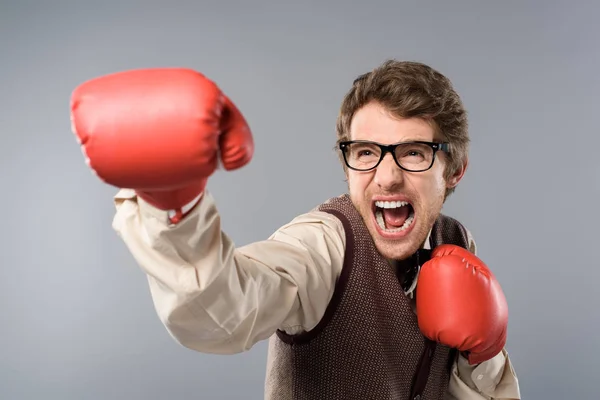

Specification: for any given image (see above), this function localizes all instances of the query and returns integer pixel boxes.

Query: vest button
[414,396,421,400]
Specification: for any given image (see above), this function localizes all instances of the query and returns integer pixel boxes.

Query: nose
[373,153,404,191]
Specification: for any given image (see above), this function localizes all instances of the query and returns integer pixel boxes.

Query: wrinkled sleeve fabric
[447,349,521,400]
[445,229,521,400]
[111,189,346,355]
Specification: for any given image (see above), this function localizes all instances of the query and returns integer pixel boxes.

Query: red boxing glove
[70,68,254,222]
[416,244,508,365]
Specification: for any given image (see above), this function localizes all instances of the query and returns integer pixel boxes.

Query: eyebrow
[352,138,434,144]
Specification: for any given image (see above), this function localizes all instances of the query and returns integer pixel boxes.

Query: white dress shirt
[111,188,521,400]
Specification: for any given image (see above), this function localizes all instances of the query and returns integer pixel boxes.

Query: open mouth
[373,200,415,233]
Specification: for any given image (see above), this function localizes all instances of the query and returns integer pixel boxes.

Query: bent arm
[446,229,521,399]
[112,189,345,354]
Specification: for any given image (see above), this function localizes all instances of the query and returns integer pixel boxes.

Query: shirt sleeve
[445,228,521,400]
[447,350,521,400]
[111,189,346,355]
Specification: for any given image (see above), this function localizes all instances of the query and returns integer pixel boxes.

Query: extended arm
[113,189,346,354]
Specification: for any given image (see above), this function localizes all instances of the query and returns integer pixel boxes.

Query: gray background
[1,1,598,399]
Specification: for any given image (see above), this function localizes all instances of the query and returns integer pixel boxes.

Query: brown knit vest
[265,194,471,400]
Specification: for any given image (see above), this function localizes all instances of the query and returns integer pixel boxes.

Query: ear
[446,157,468,189]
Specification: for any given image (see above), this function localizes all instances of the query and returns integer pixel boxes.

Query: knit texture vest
[264,194,471,400]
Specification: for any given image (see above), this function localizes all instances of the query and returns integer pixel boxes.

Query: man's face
[347,101,465,261]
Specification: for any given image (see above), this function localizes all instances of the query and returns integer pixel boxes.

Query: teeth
[375,200,409,209]
[376,209,414,232]
[374,200,414,232]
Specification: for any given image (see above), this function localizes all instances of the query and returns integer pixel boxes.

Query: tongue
[383,207,410,229]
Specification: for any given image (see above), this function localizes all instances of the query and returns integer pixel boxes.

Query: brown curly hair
[336,60,470,198]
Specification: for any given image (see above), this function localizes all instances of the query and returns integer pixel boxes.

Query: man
[71,60,521,399]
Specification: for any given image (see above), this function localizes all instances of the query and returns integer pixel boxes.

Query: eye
[407,150,424,157]
[396,143,431,162]
[349,143,380,160]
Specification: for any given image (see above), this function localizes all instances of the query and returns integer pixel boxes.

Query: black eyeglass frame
[338,140,450,172]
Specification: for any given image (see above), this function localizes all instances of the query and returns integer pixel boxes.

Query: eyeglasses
[339,140,450,172]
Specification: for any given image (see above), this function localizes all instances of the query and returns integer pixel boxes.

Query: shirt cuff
[459,350,505,392]
[458,348,521,399]
[113,188,204,225]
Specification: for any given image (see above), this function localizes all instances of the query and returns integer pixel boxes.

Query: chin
[374,237,425,261]
[369,226,425,261]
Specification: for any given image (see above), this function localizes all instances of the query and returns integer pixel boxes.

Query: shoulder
[434,213,477,255]
[465,225,477,255]
[267,205,347,257]
[272,209,345,240]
